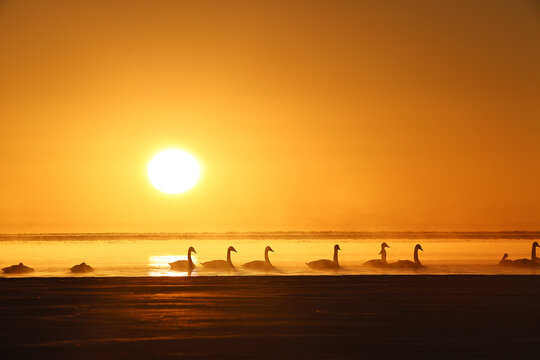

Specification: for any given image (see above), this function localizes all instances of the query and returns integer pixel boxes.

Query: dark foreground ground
[0,276,539,359]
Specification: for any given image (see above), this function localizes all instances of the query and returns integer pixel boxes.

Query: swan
[507,242,540,267]
[169,246,197,272]
[498,253,514,266]
[70,262,94,273]
[364,242,390,267]
[2,263,35,274]
[201,246,237,270]
[306,244,341,271]
[242,246,275,271]
[388,244,424,269]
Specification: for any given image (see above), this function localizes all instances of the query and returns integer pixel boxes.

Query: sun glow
[147,149,200,194]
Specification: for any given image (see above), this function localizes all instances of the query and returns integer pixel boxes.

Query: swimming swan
[388,244,424,269]
[70,262,94,273]
[306,244,341,271]
[169,246,197,272]
[242,246,275,271]
[364,242,390,267]
[507,242,540,268]
[201,246,237,270]
[498,253,514,266]
[2,263,35,274]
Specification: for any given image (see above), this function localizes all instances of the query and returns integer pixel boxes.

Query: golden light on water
[148,254,198,277]
[147,149,201,194]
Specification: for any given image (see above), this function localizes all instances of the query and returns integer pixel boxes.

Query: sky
[0,0,539,233]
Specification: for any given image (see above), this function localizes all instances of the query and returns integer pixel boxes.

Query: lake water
[1,233,538,276]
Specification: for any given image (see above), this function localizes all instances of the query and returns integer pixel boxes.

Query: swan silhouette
[507,242,540,267]
[242,246,275,271]
[169,247,197,272]
[388,244,424,269]
[70,262,94,273]
[364,242,390,267]
[2,262,35,274]
[306,244,341,271]
[498,253,514,266]
[201,246,237,270]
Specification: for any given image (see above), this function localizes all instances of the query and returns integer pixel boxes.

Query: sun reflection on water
[148,255,198,277]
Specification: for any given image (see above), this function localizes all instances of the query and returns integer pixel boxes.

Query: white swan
[169,246,197,272]
[201,246,237,270]
[70,262,94,273]
[306,244,341,271]
[2,262,35,274]
[507,242,539,267]
[388,244,424,269]
[364,242,390,267]
[242,246,275,271]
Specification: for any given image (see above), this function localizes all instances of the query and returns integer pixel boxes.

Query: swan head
[334,244,341,251]
[534,242,539,248]
[188,246,197,254]
[228,246,237,253]
[502,253,509,260]
[415,244,423,251]
[265,246,274,253]
[381,242,390,249]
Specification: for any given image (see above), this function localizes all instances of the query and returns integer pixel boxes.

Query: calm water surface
[1,233,538,276]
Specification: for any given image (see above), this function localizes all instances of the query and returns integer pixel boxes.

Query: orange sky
[0,0,539,233]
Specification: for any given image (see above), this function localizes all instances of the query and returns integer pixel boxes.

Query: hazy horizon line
[1,230,540,240]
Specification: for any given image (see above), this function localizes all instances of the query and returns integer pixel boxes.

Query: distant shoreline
[1,231,540,240]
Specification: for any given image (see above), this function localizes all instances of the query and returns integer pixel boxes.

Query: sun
[147,149,201,194]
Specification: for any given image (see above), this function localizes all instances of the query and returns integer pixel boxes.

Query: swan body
[3,263,35,274]
[498,253,514,266]
[169,247,197,272]
[364,242,390,267]
[364,259,387,267]
[501,242,540,268]
[388,244,424,269]
[512,259,538,266]
[242,260,273,271]
[201,246,237,270]
[242,246,275,271]
[307,244,341,270]
[70,262,94,273]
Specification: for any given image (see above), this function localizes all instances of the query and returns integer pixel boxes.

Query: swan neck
[333,248,339,264]
[380,248,387,262]
[264,249,272,265]
[414,248,421,265]
[532,245,537,261]
[227,249,233,266]
[188,249,193,265]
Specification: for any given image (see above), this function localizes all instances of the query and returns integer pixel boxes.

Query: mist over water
[1,233,539,277]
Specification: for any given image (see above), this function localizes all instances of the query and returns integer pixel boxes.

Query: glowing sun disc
[147,149,200,194]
